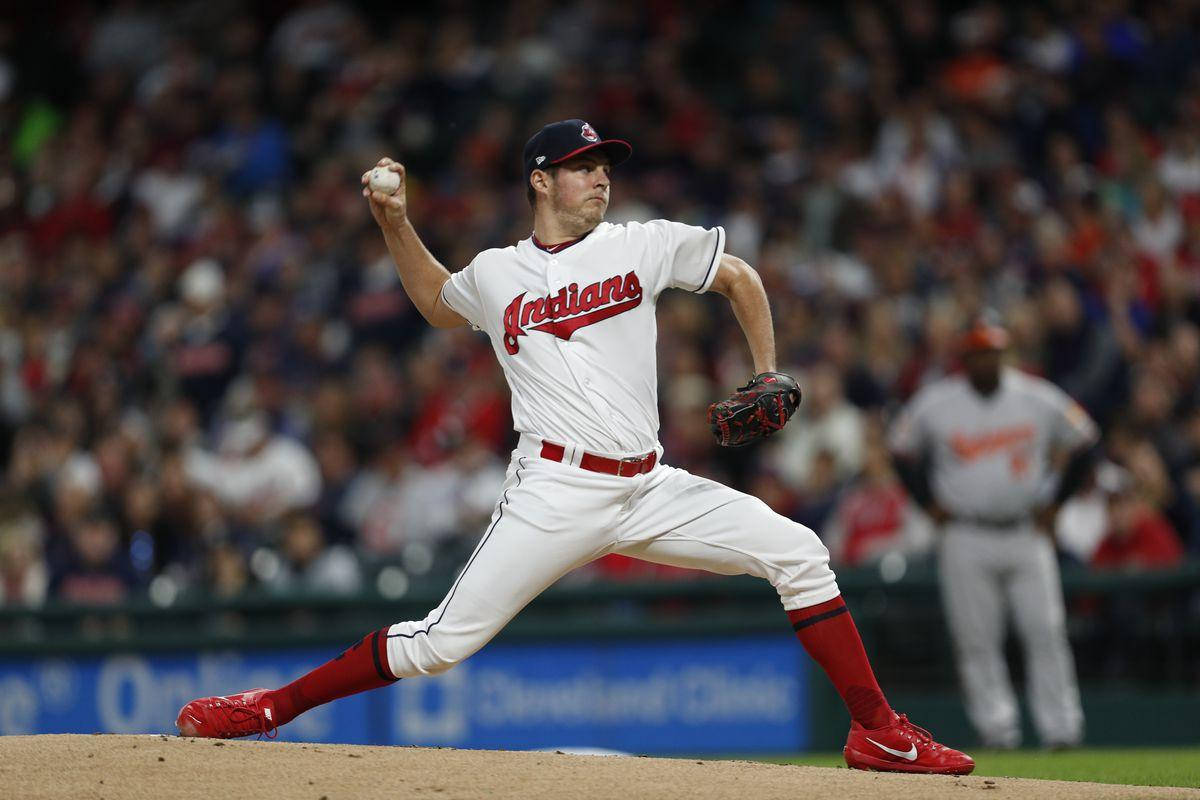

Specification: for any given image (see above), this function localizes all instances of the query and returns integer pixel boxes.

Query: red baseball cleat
[843,712,975,775]
[176,688,278,739]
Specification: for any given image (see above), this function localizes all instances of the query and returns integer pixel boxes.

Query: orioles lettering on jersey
[502,269,643,354]
[949,424,1035,462]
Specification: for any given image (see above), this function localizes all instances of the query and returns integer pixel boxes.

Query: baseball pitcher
[889,317,1099,748]
[176,120,973,774]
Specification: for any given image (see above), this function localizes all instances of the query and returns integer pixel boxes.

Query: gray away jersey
[889,367,1098,520]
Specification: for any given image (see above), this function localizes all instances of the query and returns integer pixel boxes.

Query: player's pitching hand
[362,158,407,229]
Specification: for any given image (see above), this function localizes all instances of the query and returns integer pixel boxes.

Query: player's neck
[532,209,598,247]
[968,375,1001,397]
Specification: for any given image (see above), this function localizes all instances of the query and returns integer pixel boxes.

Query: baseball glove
[707,372,802,447]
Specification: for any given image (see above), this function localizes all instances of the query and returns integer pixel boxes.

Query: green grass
[770,747,1200,788]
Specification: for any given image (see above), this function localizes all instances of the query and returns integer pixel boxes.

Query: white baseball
[369,167,401,195]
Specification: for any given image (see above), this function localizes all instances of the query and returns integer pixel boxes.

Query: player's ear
[529,168,553,198]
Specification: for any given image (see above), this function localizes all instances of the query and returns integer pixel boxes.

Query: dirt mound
[1,735,1196,800]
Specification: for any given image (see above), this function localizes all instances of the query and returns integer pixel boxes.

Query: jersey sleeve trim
[437,278,458,315]
[439,274,482,332]
[691,225,725,294]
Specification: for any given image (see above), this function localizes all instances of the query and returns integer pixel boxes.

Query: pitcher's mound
[2,734,1197,800]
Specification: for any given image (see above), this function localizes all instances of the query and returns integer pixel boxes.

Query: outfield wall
[2,636,1196,752]
[0,636,808,752]
[1,566,1196,751]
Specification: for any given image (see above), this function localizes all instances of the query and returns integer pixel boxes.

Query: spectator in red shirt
[824,440,934,567]
[1091,483,1185,570]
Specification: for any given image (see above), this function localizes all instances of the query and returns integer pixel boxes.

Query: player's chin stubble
[550,191,606,233]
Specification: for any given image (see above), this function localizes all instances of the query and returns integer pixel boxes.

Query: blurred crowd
[2,0,1200,608]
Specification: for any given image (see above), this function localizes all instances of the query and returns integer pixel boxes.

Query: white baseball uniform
[889,367,1098,747]
[380,220,840,679]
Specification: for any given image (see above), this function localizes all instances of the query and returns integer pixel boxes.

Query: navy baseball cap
[523,119,632,180]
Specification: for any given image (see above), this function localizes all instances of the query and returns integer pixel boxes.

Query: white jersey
[440,220,725,454]
[888,367,1098,520]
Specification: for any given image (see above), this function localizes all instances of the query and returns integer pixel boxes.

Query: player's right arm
[888,389,950,524]
[362,158,467,329]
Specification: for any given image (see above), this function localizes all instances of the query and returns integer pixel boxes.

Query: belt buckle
[618,455,644,477]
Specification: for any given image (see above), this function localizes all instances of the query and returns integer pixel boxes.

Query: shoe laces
[895,714,940,751]
[209,697,278,740]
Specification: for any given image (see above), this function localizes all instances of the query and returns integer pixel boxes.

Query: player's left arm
[1037,388,1102,530]
[708,253,775,374]
[1037,440,1101,533]
[703,253,802,447]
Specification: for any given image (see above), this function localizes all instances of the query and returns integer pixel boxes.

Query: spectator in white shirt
[267,513,362,595]
[185,411,321,528]
[768,361,866,491]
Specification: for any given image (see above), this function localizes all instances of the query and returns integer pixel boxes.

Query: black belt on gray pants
[950,515,1031,531]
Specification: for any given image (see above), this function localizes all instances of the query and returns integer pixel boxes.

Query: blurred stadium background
[0,0,1198,754]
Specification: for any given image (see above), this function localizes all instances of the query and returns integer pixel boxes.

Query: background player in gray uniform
[889,316,1099,748]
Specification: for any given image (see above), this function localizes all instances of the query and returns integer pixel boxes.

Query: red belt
[539,441,657,477]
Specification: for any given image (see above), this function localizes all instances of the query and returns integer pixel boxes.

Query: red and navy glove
[707,372,802,447]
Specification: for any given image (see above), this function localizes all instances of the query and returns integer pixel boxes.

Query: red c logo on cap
[581,123,599,142]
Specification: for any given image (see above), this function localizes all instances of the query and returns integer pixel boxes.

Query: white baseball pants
[383,443,841,678]
[938,522,1084,747]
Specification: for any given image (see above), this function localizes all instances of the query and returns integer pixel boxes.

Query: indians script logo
[502,271,642,355]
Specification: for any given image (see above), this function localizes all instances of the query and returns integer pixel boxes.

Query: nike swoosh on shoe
[865,737,918,761]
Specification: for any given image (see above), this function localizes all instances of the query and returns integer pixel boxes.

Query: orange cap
[960,322,1009,352]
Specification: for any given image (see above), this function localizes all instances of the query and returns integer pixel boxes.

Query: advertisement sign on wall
[0,636,807,753]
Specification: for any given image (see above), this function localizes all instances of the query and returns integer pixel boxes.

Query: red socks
[259,604,887,731]
[788,596,892,730]
[266,626,398,726]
